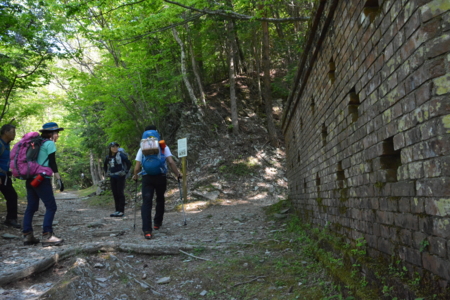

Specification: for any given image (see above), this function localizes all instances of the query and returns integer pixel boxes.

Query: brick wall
[282,0,450,284]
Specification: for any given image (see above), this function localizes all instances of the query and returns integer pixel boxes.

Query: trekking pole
[133,179,138,231]
[178,177,187,226]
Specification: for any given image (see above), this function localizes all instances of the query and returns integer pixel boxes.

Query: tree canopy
[0,0,313,187]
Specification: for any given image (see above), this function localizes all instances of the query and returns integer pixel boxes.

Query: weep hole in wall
[322,123,328,147]
[328,59,336,83]
[363,0,380,22]
[348,88,360,122]
[376,137,401,183]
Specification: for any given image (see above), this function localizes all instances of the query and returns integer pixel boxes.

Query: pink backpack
[10,132,53,179]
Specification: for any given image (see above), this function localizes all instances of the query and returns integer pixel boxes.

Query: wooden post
[182,156,187,202]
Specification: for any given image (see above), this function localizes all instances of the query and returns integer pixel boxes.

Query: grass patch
[77,185,97,198]
[83,190,114,208]
[218,158,260,179]
[170,232,343,299]
[263,198,291,215]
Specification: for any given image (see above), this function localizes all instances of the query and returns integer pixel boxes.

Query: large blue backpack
[140,130,167,175]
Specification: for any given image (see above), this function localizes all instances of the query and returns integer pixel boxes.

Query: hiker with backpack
[132,125,182,240]
[103,142,132,217]
[0,124,21,229]
[15,122,65,247]
[118,147,133,179]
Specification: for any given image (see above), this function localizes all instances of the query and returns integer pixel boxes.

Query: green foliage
[374,182,384,189]
[419,239,429,252]
[1,0,312,189]
[350,237,367,257]
[12,179,27,199]
[264,198,291,216]
[408,272,421,287]
[218,162,257,177]
[271,77,290,99]
[0,0,62,124]
[193,247,206,256]
[388,260,408,278]
[273,209,435,299]
[77,186,97,198]
[84,190,113,207]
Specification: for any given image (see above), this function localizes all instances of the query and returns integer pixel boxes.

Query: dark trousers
[0,176,18,220]
[110,176,126,213]
[23,178,57,234]
[141,174,167,233]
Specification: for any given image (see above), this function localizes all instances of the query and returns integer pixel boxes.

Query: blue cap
[39,122,64,132]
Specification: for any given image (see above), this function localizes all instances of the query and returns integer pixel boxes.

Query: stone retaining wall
[282,0,450,286]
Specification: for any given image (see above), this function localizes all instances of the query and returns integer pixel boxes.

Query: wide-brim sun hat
[39,122,64,132]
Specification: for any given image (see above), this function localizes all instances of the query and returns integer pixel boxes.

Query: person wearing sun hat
[103,141,131,218]
[22,122,65,247]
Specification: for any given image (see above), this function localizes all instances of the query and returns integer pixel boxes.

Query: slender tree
[227,19,239,135]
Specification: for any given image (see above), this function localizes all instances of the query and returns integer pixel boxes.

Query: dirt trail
[0,182,278,299]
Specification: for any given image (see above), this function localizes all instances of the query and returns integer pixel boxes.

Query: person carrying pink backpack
[20,122,65,247]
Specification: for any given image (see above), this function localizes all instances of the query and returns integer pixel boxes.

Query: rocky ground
[0,136,299,300]
[0,86,334,299]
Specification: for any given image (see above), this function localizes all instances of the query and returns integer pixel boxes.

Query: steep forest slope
[164,74,288,206]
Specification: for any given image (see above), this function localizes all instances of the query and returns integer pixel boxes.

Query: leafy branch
[163,0,310,23]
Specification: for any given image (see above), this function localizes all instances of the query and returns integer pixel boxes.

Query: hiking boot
[110,211,119,217]
[144,232,152,240]
[4,219,21,229]
[153,224,161,230]
[42,232,64,247]
[116,212,124,217]
[23,232,40,246]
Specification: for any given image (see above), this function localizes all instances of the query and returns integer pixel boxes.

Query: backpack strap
[0,141,8,184]
[38,140,50,167]
[0,140,5,158]
[107,154,128,177]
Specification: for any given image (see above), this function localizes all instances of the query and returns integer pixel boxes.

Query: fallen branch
[0,242,196,287]
[179,249,211,261]
[232,276,267,287]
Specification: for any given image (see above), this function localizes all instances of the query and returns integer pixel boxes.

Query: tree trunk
[273,10,291,68]
[227,20,239,135]
[255,41,263,108]
[90,150,100,185]
[232,19,247,74]
[172,28,203,115]
[273,10,285,39]
[97,157,104,181]
[186,25,206,106]
[192,22,204,77]
[0,75,17,123]
[261,19,279,147]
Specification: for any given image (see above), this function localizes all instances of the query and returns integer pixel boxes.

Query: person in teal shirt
[22,122,65,247]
